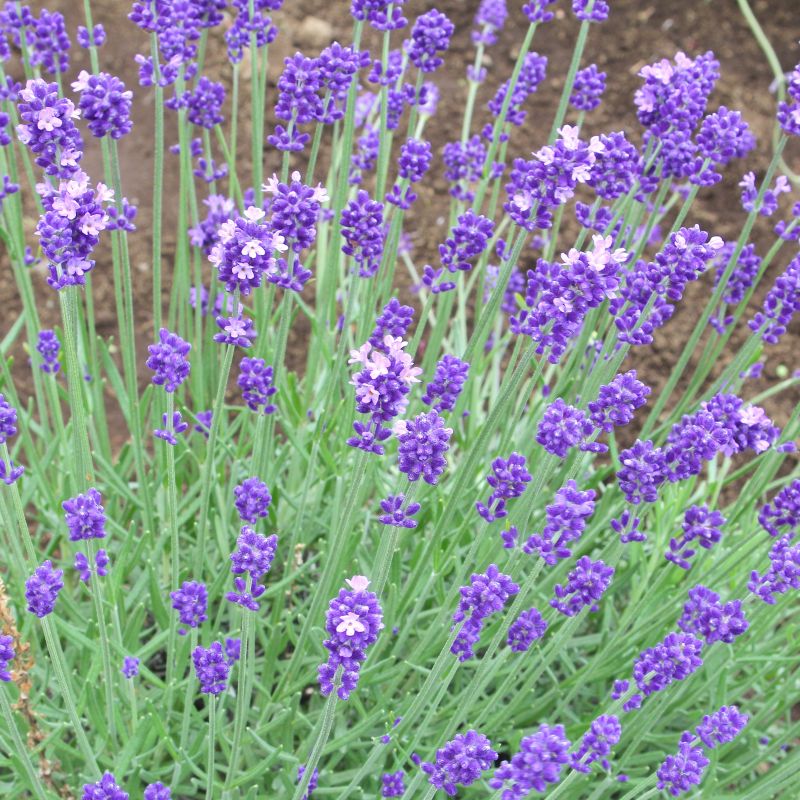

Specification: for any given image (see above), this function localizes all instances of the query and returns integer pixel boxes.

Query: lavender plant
[0,1,798,798]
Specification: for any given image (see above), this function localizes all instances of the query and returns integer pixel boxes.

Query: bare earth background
[2,0,799,444]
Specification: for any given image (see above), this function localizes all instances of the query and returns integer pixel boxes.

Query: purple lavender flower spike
[234,477,271,524]
[0,394,18,443]
[369,299,414,350]
[572,0,609,22]
[378,494,421,528]
[147,328,191,392]
[225,638,241,663]
[678,585,748,645]
[238,358,277,414]
[405,10,453,73]
[347,338,421,455]
[571,715,622,773]
[25,561,63,617]
[422,355,469,413]
[77,24,106,49]
[570,64,607,111]
[442,134,486,202]
[632,631,704,700]
[74,549,109,583]
[451,564,519,661]
[476,452,532,522]
[224,1,278,65]
[692,106,755,186]
[63,488,106,541]
[226,526,278,611]
[617,439,668,504]
[72,71,133,140]
[171,581,208,635]
[421,730,497,796]
[341,190,385,277]
[472,0,507,46]
[185,76,225,128]
[396,410,452,485]
[759,479,800,538]
[490,724,570,795]
[143,783,170,800]
[551,556,614,617]
[0,458,24,485]
[536,399,600,458]
[656,732,709,797]
[121,656,140,679]
[214,313,258,347]
[318,575,384,699]
[507,607,548,652]
[749,254,800,345]
[523,480,596,565]
[748,534,800,604]
[82,772,129,800]
[381,770,405,797]
[17,84,83,177]
[666,504,725,569]
[36,329,61,373]
[522,1,558,24]
[0,634,15,682]
[695,705,749,749]
[351,0,407,31]
[154,411,189,445]
[192,641,230,695]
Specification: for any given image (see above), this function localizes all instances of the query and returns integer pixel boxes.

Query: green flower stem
[205,696,217,800]
[108,141,156,533]
[222,610,254,797]
[170,628,199,787]
[59,288,94,490]
[292,678,340,800]
[40,616,99,775]
[0,688,51,800]
[547,19,593,142]
[420,786,437,800]
[194,343,236,575]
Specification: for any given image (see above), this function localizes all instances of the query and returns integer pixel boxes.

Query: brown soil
[3,0,799,432]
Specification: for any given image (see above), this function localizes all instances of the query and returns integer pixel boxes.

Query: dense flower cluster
[451,564,519,661]
[341,190,385,278]
[238,358,277,414]
[171,580,208,635]
[628,631,704,708]
[550,556,614,616]
[677,585,748,645]
[748,534,800,604]
[36,329,61,373]
[0,634,14,682]
[396,410,452,484]
[71,70,133,139]
[347,337,421,455]
[234,477,272,524]
[25,560,64,617]
[475,452,532,522]
[571,714,622,773]
[759,479,800,538]
[522,480,596,565]
[319,576,383,699]
[570,64,606,111]
[146,328,191,392]
[227,527,278,611]
[666,504,726,569]
[192,641,230,695]
[424,210,494,293]
[506,607,548,652]
[63,488,106,541]
[421,730,497,796]
[421,355,469,412]
[656,732,709,797]
[82,772,129,800]
[490,724,571,797]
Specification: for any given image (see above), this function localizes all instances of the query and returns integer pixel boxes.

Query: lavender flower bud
[170,580,208,635]
[192,641,230,695]
[507,607,548,652]
[146,328,191,392]
[234,477,272,524]
[0,634,15,681]
[421,730,497,795]
[318,575,383,700]
[656,732,709,796]
[82,772,128,800]
[490,724,569,795]
[396,410,452,485]
[36,329,61,373]
[25,560,63,617]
